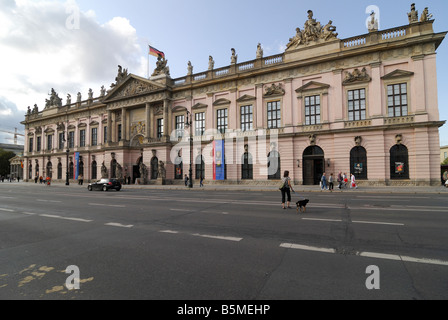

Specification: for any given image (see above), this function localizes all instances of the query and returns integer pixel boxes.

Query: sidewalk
[15,181,447,194]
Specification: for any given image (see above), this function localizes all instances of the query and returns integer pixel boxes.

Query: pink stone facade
[22,15,447,186]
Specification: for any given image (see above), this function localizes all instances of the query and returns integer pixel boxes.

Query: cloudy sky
[1,0,447,146]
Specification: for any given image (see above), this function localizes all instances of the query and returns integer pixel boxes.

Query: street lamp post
[186,111,193,188]
[66,148,70,186]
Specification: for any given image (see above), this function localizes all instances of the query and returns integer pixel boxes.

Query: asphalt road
[0,182,447,301]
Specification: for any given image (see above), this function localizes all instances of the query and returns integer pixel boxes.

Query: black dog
[296,199,309,213]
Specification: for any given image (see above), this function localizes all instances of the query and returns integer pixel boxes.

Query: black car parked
[88,179,122,192]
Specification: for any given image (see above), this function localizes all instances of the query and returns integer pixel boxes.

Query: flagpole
[147,44,150,78]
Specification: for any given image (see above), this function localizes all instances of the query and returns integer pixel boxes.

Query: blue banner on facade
[74,152,80,180]
[214,140,225,181]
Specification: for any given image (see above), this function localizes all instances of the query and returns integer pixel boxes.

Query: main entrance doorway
[303,146,325,185]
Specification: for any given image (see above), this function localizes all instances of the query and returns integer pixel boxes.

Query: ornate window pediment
[343,68,372,85]
[237,94,256,102]
[264,84,285,97]
[296,81,330,97]
[192,103,208,110]
[213,98,231,106]
[381,69,414,80]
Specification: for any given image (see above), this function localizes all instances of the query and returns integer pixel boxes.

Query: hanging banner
[74,152,80,180]
[214,140,225,181]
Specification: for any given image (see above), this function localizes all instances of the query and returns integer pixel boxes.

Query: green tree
[0,148,16,177]
[442,157,448,166]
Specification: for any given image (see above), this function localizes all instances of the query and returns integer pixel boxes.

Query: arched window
[57,163,62,180]
[390,144,409,180]
[350,146,367,180]
[195,155,205,179]
[91,161,97,180]
[174,156,183,180]
[242,152,253,180]
[150,157,158,180]
[268,151,281,180]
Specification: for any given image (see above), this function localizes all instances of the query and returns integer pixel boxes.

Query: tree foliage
[0,148,16,176]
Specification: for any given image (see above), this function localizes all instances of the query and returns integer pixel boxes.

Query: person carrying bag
[280,171,294,210]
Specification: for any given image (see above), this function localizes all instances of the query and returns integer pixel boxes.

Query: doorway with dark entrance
[303,146,325,185]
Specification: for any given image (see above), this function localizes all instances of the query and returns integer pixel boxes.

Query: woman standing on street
[280,171,295,210]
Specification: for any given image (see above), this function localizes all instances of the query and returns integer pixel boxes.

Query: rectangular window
[47,135,53,151]
[157,118,164,138]
[117,124,122,142]
[240,105,253,131]
[91,128,98,146]
[388,83,408,117]
[195,112,205,136]
[348,89,366,121]
[37,136,41,152]
[58,132,65,150]
[267,101,281,129]
[29,137,34,153]
[104,126,107,143]
[68,132,74,148]
[217,109,228,134]
[175,115,185,138]
[304,95,321,125]
[80,129,86,147]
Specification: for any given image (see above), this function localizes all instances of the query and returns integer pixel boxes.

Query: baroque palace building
[21,5,446,186]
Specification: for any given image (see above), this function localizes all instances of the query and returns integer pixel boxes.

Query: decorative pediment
[172,105,187,113]
[78,123,87,128]
[264,84,285,97]
[104,74,166,102]
[90,121,99,126]
[381,69,414,80]
[44,128,55,134]
[296,81,330,94]
[192,103,208,110]
[213,98,231,106]
[343,68,371,85]
[236,94,256,102]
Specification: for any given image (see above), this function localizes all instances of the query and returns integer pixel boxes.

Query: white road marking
[105,222,133,228]
[0,208,14,212]
[37,200,62,203]
[89,203,126,208]
[352,220,404,226]
[22,212,37,215]
[170,209,192,212]
[159,230,179,234]
[191,233,243,242]
[302,218,342,222]
[280,243,336,254]
[39,214,92,223]
[281,243,448,267]
[349,206,448,213]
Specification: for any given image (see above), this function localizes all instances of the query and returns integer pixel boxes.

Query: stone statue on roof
[151,55,170,77]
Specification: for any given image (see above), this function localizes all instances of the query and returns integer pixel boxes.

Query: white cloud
[0,0,146,124]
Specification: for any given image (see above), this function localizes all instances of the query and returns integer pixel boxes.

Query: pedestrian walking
[280,170,295,210]
[343,173,348,189]
[337,171,343,189]
[328,173,334,192]
[320,172,328,191]
[443,170,448,186]
[78,174,83,185]
[184,174,189,187]
[350,173,358,189]
[200,175,204,187]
